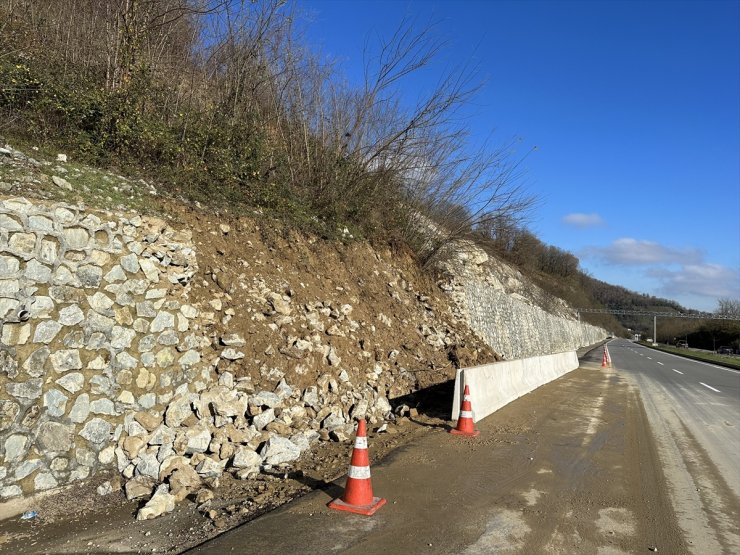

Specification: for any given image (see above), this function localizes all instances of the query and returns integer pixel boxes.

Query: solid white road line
[673,369,684,375]
[699,382,721,393]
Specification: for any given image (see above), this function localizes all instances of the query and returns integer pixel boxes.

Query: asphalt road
[608,338,740,553]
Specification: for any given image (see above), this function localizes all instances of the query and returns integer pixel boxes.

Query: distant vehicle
[717,346,734,355]
[676,340,689,348]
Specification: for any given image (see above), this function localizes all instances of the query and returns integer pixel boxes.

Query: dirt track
[0,348,687,554]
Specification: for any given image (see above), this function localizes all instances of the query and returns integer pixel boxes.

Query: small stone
[111,326,136,349]
[9,233,36,253]
[58,304,85,326]
[1,322,30,345]
[0,486,22,499]
[165,394,193,427]
[63,227,88,248]
[253,408,275,431]
[221,348,244,360]
[195,488,214,504]
[33,320,62,344]
[4,434,28,462]
[6,378,43,400]
[220,334,246,347]
[77,265,102,287]
[43,389,69,417]
[268,293,291,315]
[116,351,139,370]
[69,394,91,423]
[180,305,198,318]
[184,426,212,454]
[88,292,115,314]
[150,311,174,332]
[79,417,112,445]
[50,349,83,373]
[136,451,161,480]
[104,265,127,283]
[120,253,140,274]
[15,459,42,480]
[97,481,114,496]
[195,458,224,478]
[135,411,163,432]
[99,446,116,465]
[125,476,155,500]
[178,350,201,367]
[34,472,58,491]
[24,259,52,283]
[90,398,117,415]
[326,347,341,366]
[52,175,72,190]
[231,446,262,472]
[139,258,160,282]
[259,436,301,465]
[137,484,175,520]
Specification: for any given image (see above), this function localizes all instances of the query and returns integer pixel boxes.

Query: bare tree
[716,298,740,316]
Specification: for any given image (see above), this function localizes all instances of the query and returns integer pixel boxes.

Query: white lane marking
[672,369,684,375]
[657,361,664,365]
[699,382,721,393]
[647,357,652,360]
[640,348,738,374]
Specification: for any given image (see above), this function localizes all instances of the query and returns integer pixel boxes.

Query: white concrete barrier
[451,351,579,422]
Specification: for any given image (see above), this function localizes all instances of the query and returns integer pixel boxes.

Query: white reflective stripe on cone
[348,465,371,479]
[463,395,471,401]
[460,410,473,418]
[354,436,368,449]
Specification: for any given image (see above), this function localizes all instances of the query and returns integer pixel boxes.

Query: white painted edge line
[699,382,721,393]
[672,369,684,375]
[657,361,664,366]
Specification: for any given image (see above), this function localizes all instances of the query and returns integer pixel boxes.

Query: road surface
[609,339,740,553]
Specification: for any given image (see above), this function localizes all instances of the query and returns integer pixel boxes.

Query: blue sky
[301,0,740,311]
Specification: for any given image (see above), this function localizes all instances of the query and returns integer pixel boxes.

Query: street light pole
[654,315,657,345]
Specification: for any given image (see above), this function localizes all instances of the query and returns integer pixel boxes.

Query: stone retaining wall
[440,243,607,359]
[460,285,605,359]
[0,197,203,499]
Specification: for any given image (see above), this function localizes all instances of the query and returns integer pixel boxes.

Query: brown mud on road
[0,348,686,554]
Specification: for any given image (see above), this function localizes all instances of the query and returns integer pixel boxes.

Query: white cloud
[562,212,604,228]
[581,237,739,310]
[648,264,740,299]
[583,238,703,265]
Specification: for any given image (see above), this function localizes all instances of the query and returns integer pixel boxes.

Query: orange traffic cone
[328,419,386,516]
[601,348,609,368]
[605,346,612,365]
[450,384,480,437]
